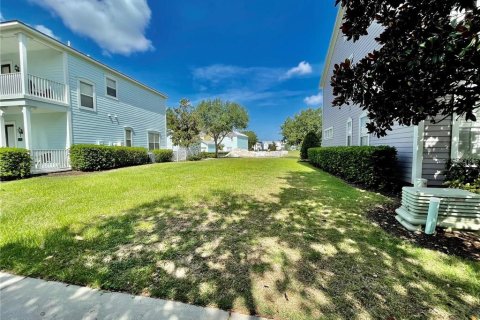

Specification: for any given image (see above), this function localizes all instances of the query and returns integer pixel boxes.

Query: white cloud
[304,92,323,106]
[34,25,60,40]
[0,12,5,22]
[32,0,153,55]
[282,61,313,79]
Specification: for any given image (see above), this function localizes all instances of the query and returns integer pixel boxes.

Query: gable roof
[0,20,167,99]
[319,7,344,89]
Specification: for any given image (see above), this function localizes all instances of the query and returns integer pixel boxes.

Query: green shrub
[0,147,31,180]
[187,154,202,161]
[152,149,173,163]
[70,144,150,171]
[444,158,480,194]
[200,152,229,158]
[301,132,320,160]
[308,146,399,191]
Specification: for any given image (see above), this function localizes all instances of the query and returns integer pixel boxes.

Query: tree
[331,0,479,137]
[241,130,258,150]
[268,143,277,151]
[300,131,320,160]
[281,108,322,146]
[196,99,249,157]
[167,98,200,149]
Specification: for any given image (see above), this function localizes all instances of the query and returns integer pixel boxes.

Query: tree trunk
[214,136,218,158]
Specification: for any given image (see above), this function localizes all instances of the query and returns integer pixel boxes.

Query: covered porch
[0,103,72,173]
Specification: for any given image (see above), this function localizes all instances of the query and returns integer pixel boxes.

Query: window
[1,63,11,74]
[106,77,117,98]
[346,118,353,146]
[324,127,334,140]
[79,80,95,109]
[359,114,369,146]
[458,111,480,159]
[125,128,132,147]
[148,132,160,150]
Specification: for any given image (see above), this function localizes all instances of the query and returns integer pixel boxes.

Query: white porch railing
[28,74,66,103]
[31,149,70,172]
[0,72,22,97]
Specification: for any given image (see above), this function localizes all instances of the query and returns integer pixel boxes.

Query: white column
[66,107,73,149]
[22,106,32,150]
[18,33,28,95]
[411,120,425,184]
[0,110,5,147]
[62,51,69,104]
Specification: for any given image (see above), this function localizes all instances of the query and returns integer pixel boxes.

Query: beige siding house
[321,8,479,186]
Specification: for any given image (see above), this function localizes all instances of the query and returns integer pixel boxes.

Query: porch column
[22,106,32,150]
[0,110,5,147]
[18,33,28,95]
[66,107,73,149]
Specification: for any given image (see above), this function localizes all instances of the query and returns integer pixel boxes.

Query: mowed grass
[1,155,479,319]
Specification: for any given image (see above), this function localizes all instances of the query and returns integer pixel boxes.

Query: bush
[0,148,31,180]
[187,154,202,161]
[308,146,399,191]
[70,144,150,171]
[444,158,480,194]
[152,149,173,163]
[200,152,229,158]
[301,132,320,160]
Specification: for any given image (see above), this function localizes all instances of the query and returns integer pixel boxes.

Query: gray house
[320,8,479,186]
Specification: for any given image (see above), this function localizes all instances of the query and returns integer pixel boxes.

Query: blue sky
[1,0,338,140]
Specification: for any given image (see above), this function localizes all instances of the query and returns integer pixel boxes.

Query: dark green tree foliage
[167,98,200,149]
[300,131,320,160]
[241,130,258,150]
[331,0,480,137]
[268,143,277,151]
[281,108,322,146]
[196,99,249,157]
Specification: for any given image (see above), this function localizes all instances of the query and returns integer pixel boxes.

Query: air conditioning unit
[395,187,480,231]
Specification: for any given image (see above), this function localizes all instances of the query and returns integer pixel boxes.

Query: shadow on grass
[1,164,479,318]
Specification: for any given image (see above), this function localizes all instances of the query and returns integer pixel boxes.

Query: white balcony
[0,72,66,104]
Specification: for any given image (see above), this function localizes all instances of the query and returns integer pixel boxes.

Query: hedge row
[0,148,31,180]
[308,146,399,191]
[444,158,480,194]
[152,149,173,163]
[70,144,150,171]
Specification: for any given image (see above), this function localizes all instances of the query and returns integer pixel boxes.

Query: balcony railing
[0,72,22,97]
[31,149,70,173]
[0,72,66,103]
[28,74,66,103]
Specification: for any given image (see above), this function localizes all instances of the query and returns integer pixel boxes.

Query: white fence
[28,74,66,103]
[31,149,70,172]
[172,146,200,162]
[0,72,22,97]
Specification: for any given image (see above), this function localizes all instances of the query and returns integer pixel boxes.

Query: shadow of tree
[1,164,479,319]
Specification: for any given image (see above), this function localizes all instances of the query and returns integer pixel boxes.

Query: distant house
[199,131,248,152]
[0,21,167,173]
[320,8,479,186]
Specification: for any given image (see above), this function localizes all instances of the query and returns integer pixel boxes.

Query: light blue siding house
[321,8,479,186]
[0,21,167,173]
[199,131,249,152]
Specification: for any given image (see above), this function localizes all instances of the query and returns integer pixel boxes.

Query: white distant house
[200,131,248,152]
[0,21,167,173]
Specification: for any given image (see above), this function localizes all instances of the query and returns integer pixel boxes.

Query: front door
[5,124,16,147]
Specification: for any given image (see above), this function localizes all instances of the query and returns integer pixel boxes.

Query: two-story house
[0,21,167,173]
[321,8,479,186]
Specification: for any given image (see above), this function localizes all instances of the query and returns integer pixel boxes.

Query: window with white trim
[106,77,117,98]
[148,132,160,150]
[125,128,132,147]
[79,80,95,109]
[346,118,353,146]
[458,110,480,158]
[324,127,334,140]
[359,115,369,146]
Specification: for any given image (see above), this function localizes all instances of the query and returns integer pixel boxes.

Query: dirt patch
[34,170,88,178]
[367,200,480,261]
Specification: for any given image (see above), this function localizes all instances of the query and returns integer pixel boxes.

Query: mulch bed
[367,200,480,261]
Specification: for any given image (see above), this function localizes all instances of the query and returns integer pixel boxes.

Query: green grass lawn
[1,156,479,319]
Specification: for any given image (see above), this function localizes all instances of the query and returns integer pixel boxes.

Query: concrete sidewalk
[0,272,264,320]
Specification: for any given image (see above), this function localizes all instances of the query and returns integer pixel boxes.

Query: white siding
[322,21,415,183]
[68,54,166,148]
[28,50,64,83]
[422,116,452,186]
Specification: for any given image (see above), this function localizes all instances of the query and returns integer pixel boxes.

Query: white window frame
[346,117,353,146]
[78,78,96,111]
[124,127,133,147]
[1,61,13,74]
[324,127,334,141]
[451,110,480,159]
[358,112,370,146]
[105,75,118,99]
[147,131,160,151]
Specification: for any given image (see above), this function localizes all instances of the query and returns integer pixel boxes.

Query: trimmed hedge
[200,152,229,158]
[0,147,31,180]
[70,144,150,171]
[444,158,480,194]
[301,132,320,160]
[152,149,173,163]
[308,146,399,191]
